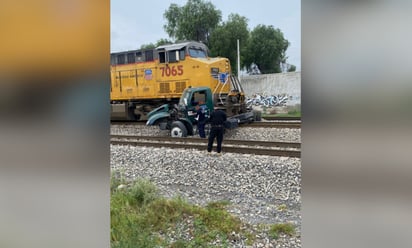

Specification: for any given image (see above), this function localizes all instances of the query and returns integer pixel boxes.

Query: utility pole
[237,39,240,82]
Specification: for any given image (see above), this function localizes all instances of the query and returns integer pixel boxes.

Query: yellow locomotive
[110,41,244,121]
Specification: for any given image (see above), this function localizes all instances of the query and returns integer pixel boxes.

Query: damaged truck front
[146,86,260,137]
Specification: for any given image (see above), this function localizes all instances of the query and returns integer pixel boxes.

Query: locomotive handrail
[230,75,244,94]
[219,75,229,105]
[211,73,230,106]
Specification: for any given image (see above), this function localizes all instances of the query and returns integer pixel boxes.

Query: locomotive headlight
[211,67,219,74]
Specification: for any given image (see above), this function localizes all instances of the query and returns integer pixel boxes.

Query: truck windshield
[179,90,190,106]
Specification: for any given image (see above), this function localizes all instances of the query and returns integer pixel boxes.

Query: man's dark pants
[198,123,206,138]
[207,126,224,153]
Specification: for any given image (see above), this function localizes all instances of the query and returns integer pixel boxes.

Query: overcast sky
[111,0,301,70]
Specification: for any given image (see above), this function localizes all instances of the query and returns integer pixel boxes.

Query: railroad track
[111,121,300,129]
[262,116,301,121]
[244,122,300,128]
[110,135,301,158]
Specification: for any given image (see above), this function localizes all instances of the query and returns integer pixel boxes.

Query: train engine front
[110,41,237,121]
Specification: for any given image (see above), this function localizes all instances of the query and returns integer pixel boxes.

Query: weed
[110,170,127,191]
[111,176,166,247]
[269,223,295,240]
[170,239,189,248]
[286,104,301,116]
[262,106,301,118]
[277,204,287,211]
[111,176,253,247]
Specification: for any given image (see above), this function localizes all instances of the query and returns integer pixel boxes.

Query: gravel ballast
[110,125,301,247]
[111,124,301,143]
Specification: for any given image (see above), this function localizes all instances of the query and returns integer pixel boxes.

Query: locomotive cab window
[159,49,182,63]
[179,49,185,61]
[159,51,166,63]
[168,50,178,63]
[189,47,207,58]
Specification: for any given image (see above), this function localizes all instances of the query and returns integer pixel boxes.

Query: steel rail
[110,135,301,149]
[244,122,300,128]
[262,116,301,121]
[111,121,301,129]
[110,135,301,158]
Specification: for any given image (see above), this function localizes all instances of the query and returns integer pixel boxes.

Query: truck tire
[171,121,188,137]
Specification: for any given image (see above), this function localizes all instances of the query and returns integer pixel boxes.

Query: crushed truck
[146,76,261,137]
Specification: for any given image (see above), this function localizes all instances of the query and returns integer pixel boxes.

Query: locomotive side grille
[159,82,170,93]
[175,81,186,93]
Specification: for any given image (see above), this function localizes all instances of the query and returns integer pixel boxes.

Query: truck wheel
[171,121,188,137]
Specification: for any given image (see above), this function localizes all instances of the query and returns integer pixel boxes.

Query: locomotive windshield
[188,47,207,58]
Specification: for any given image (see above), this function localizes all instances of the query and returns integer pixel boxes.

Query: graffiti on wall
[240,72,301,107]
[246,93,299,107]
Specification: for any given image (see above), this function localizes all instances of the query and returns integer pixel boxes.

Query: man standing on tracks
[207,109,227,155]
[195,101,208,138]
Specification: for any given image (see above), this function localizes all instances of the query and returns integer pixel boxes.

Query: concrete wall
[239,71,301,106]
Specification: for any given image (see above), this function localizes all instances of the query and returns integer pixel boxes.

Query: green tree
[155,38,173,47]
[140,39,173,50]
[163,0,222,45]
[140,43,155,50]
[244,25,289,74]
[209,13,249,75]
[287,64,296,72]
